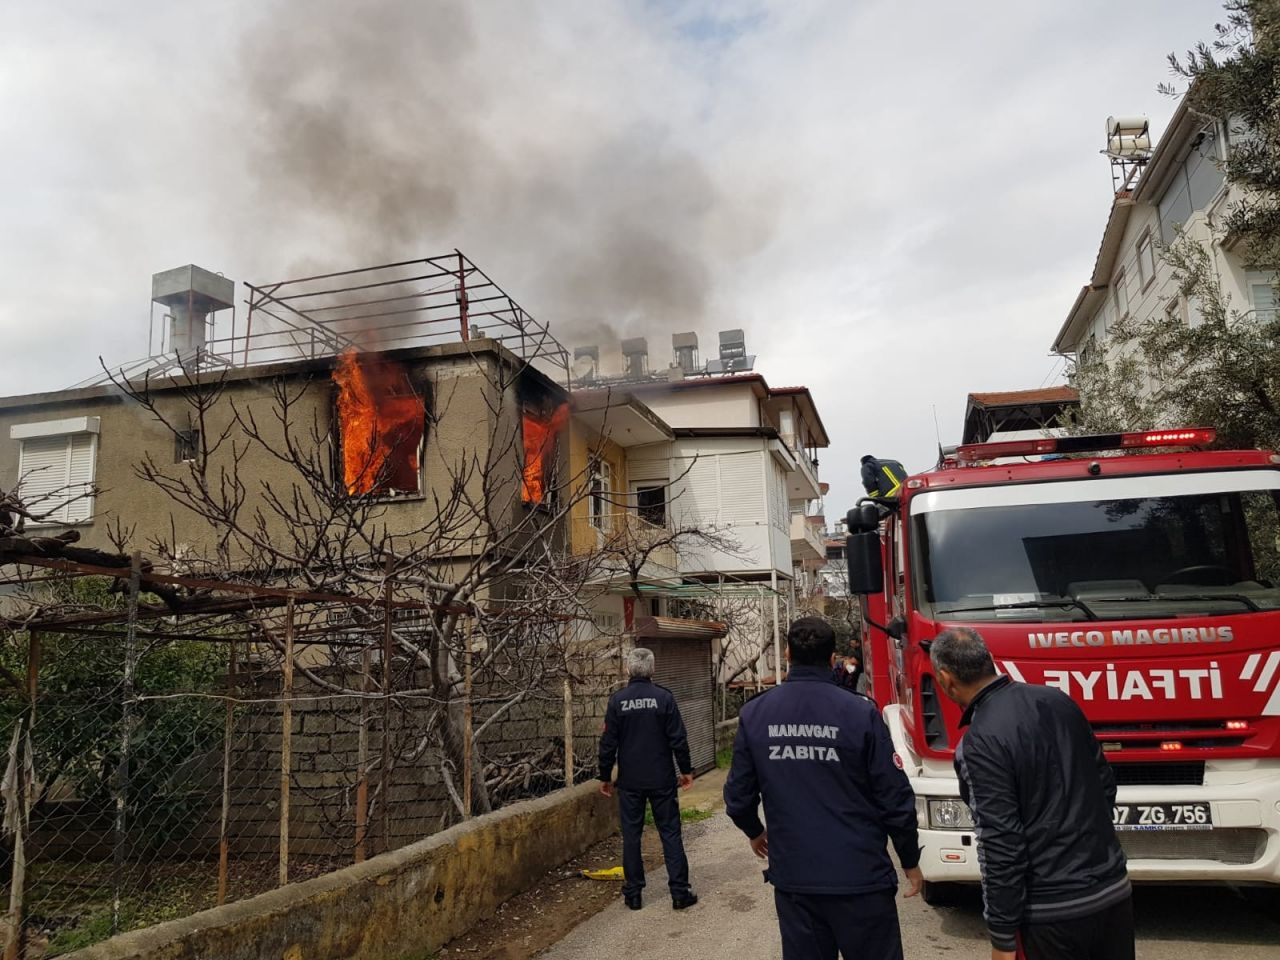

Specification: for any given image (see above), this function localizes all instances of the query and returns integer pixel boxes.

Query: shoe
[672,892,699,910]
[625,894,642,910]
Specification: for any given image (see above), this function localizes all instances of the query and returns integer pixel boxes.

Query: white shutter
[65,434,97,522]
[672,456,719,526]
[17,433,97,525]
[719,453,763,524]
[18,436,71,522]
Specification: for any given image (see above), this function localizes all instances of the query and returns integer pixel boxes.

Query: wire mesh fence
[1,573,621,959]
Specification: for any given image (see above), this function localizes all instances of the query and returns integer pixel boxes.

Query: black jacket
[723,665,920,895]
[598,678,692,791]
[955,676,1129,951]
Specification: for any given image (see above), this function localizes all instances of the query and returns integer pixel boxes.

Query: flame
[522,403,569,504]
[333,349,426,496]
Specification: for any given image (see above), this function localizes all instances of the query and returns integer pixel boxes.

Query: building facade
[1053,98,1269,374]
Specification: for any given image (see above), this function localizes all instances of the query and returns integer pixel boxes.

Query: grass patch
[716,747,733,770]
[643,806,716,826]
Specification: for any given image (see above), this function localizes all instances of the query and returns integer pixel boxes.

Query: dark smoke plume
[239,0,775,364]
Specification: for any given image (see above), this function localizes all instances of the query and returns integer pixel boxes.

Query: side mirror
[845,531,884,595]
[845,503,881,534]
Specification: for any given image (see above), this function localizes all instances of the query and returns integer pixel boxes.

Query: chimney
[152,265,234,359]
[672,331,699,372]
[573,345,600,382]
[621,337,649,379]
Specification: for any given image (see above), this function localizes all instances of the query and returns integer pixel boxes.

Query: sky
[0,0,1223,516]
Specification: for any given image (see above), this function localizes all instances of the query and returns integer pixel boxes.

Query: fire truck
[844,428,1280,903]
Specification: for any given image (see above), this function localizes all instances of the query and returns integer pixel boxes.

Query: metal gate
[647,638,716,774]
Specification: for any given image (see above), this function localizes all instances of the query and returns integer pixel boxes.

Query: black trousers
[617,786,690,899]
[773,887,904,960]
[1020,896,1135,960]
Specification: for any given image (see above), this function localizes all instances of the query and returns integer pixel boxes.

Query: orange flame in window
[522,403,569,504]
[333,349,426,496]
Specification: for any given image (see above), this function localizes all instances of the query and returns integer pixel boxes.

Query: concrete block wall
[60,782,618,960]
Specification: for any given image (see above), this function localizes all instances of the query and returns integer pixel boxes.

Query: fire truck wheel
[920,881,963,907]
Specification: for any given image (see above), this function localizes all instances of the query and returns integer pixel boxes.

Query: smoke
[238,0,776,362]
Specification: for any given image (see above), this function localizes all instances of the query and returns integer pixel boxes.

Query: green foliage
[1,577,226,850]
[1168,1,1280,268]
[715,746,733,770]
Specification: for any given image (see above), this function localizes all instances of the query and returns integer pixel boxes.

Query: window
[1249,272,1277,321]
[332,353,427,498]
[1136,232,1156,289]
[1165,295,1187,327]
[175,429,199,463]
[589,460,613,531]
[12,417,100,525]
[1112,270,1130,320]
[1079,333,1097,366]
[634,485,666,528]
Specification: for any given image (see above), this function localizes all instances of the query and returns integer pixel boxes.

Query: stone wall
[60,782,617,960]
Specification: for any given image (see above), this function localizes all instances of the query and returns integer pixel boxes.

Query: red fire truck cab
[845,429,1280,902]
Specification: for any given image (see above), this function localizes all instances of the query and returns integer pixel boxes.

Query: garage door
[647,638,715,774]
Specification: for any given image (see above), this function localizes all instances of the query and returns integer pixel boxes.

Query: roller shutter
[648,638,715,774]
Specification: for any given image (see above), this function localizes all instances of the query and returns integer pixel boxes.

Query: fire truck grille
[1120,828,1267,865]
[920,675,949,749]
[1109,762,1205,786]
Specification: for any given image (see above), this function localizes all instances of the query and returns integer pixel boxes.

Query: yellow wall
[566,418,628,557]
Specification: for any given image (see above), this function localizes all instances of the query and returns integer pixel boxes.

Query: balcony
[781,434,822,501]
[572,512,679,586]
[790,513,826,565]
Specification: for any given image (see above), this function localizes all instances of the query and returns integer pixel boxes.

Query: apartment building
[572,331,832,682]
[1052,100,1270,369]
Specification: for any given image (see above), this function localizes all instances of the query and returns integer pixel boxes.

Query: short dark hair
[930,627,997,685]
[787,617,835,666]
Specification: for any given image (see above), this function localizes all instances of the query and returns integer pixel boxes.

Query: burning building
[333,350,428,497]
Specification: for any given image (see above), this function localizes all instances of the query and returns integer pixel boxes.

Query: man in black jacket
[725,617,921,960]
[931,627,1133,960]
[598,647,697,911]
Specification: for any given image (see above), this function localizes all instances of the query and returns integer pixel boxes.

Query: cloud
[0,0,1222,514]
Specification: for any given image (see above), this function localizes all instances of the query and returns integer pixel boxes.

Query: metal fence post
[562,674,574,789]
[112,552,142,934]
[355,644,371,862]
[4,630,41,960]
[463,618,473,818]
[217,639,236,905]
[279,598,294,887]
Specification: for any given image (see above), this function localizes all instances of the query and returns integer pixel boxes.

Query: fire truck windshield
[912,471,1280,622]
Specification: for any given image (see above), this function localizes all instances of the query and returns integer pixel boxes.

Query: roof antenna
[932,404,944,464]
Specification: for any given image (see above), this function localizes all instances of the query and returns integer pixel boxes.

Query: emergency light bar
[954,428,1216,464]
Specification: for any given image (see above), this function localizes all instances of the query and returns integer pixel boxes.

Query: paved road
[539,815,1280,959]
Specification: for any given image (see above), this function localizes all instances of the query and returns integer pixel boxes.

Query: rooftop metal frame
[78,252,571,389]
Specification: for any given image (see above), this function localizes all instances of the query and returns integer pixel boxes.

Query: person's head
[929,627,998,706]
[786,617,836,667]
[627,647,655,680]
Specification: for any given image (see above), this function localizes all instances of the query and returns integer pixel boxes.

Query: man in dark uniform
[725,617,921,960]
[598,647,698,911]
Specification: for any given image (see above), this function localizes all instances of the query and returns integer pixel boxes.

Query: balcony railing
[571,512,679,581]
[781,434,822,500]
[789,513,827,563]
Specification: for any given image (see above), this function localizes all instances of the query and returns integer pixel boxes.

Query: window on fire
[915,488,1280,621]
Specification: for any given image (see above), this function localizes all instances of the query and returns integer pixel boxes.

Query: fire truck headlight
[928,798,975,830]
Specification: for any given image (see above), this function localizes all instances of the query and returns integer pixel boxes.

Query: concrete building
[1052,99,1269,373]
[573,357,832,683]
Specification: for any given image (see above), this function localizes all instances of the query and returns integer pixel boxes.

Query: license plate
[1112,802,1213,830]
